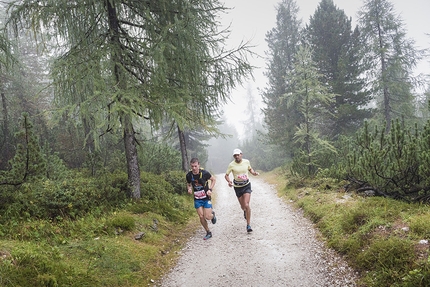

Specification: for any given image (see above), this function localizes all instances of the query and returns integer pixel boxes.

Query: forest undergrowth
[262,169,430,287]
[0,170,198,287]
[1,169,430,286]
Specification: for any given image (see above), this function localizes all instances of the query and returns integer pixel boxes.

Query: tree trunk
[1,92,11,169]
[376,17,391,132]
[106,0,141,198]
[123,115,141,199]
[177,125,188,172]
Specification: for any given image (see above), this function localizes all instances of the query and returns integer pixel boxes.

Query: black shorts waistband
[233,179,249,186]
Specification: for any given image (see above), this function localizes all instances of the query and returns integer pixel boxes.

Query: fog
[204,0,430,173]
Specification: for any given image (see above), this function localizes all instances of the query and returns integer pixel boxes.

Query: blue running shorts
[194,199,213,209]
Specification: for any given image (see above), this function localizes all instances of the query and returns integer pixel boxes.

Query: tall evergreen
[286,45,336,176]
[262,0,302,155]
[6,0,252,198]
[306,0,372,139]
[0,113,47,185]
[358,0,422,131]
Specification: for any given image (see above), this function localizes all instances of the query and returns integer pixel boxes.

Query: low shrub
[274,172,430,287]
[162,170,187,195]
[107,213,136,231]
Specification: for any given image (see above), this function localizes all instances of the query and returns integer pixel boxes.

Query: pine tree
[358,0,422,131]
[305,0,372,139]
[262,0,302,155]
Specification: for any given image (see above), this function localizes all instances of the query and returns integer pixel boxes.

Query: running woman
[225,148,259,233]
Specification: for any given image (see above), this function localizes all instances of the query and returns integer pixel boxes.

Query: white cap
[232,148,242,156]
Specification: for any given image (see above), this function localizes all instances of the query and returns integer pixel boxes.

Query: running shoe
[246,225,253,232]
[211,211,217,224]
[203,231,212,240]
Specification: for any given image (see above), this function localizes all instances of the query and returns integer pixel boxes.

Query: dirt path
[158,174,358,287]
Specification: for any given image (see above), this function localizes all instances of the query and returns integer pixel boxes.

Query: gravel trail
[159,174,358,287]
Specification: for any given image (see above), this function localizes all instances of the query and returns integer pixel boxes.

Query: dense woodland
[0,0,430,214]
[261,0,430,202]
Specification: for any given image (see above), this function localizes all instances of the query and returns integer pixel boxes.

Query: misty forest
[0,0,430,285]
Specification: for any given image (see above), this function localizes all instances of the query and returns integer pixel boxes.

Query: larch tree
[305,0,372,139]
[262,0,302,155]
[5,0,252,198]
[358,0,422,132]
[0,33,14,170]
[286,45,336,176]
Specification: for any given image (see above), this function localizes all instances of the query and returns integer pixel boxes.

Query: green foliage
[0,113,47,184]
[262,0,302,154]
[140,171,175,200]
[401,257,430,287]
[0,171,129,222]
[0,242,98,287]
[286,45,337,177]
[0,166,195,286]
[6,0,253,199]
[279,174,430,287]
[357,237,415,285]
[418,122,430,187]
[408,213,430,238]
[0,209,191,286]
[44,149,70,180]
[359,0,421,129]
[138,141,181,174]
[130,171,192,223]
[306,0,372,138]
[107,213,135,231]
[333,119,430,202]
[162,170,187,195]
[240,134,287,172]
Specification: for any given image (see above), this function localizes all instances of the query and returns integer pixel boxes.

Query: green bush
[140,171,174,201]
[0,172,129,222]
[107,213,135,231]
[162,170,187,195]
[138,141,181,174]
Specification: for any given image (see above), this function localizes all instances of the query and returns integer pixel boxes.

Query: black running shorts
[234,182,252,198]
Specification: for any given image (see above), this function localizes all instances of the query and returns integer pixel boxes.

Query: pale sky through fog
[220,0,430,140]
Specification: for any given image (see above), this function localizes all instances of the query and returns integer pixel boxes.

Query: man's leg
[196,206,209,232]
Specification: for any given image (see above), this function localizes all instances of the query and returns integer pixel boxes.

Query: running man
[186,158,217,240]
[225,148,259,233]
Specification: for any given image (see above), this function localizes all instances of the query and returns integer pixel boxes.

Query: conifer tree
[287,45,336,176]
[262,0,302,155]
[0,113,47,185]
[358,0,422,131]
[306,0,372,139]
[6,0,252,198]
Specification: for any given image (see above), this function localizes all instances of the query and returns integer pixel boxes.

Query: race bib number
[194,190,206,199]
[237,174,249,181]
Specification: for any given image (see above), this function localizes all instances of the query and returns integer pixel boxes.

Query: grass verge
[0,197,199,287]
[261,169,430,287]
